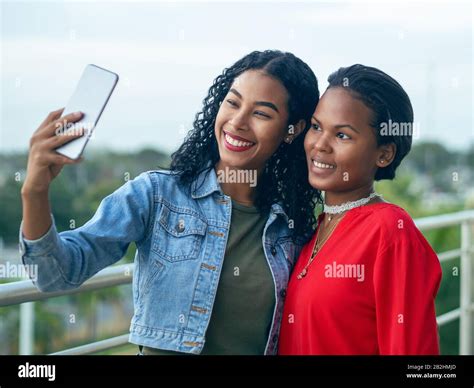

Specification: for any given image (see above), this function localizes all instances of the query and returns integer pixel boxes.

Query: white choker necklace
[324,192,380,216]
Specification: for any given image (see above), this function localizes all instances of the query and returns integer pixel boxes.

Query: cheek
[215,107,225,128]
[337,145,376,174]
[214,108,230,139]
[304,131,314,152]
[255,124,285,152]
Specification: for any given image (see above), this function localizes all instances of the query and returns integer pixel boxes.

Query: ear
[284,119,306,144]
[376,143,397,168]
[292,119,306,138]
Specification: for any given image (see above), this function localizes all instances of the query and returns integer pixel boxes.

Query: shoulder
[380,204,418,237]
[143,169,180,182]
[366,205,441,283]
[114,170,189,206]
[123,170,177,191]
[356,202,415,228]
[351,203,421,246]
[359,203,438,261]
[140,170,204,211]
[140,169,185,191]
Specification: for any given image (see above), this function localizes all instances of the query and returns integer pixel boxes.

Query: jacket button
[270,246,277,255]
[280,289,286,298]
[175,220,185,233]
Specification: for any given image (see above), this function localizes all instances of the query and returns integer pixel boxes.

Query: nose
[314,131,332,153]
[229,109,250,131]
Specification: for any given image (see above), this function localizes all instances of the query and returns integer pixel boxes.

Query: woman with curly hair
[19,50,320,355]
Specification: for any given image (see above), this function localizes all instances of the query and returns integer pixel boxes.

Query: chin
[219,152,250,169]
[308,175,335,191]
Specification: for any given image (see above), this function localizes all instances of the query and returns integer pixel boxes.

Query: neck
[214,161,259,205]
[324,183,375,206]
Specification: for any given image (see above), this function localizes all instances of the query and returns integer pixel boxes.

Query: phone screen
[55,64,119,160]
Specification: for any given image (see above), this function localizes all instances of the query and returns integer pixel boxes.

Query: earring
[380,160,385,164]
[285,136,293,144]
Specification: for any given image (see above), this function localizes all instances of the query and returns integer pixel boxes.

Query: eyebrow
[229,88,279,113]
[312,116,360,134]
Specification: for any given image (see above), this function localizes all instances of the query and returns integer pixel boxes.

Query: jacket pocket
[152,205,207,262]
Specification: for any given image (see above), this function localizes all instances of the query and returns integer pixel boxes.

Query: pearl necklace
[324,192,380,221]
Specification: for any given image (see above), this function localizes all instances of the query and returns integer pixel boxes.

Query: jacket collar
[191,167,223,199]
[190,165,290,221]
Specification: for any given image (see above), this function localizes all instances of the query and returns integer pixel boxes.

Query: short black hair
[327,64,413,181]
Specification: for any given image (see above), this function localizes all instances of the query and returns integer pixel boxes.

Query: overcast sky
[1,0,472,154]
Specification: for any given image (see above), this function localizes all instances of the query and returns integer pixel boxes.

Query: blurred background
[0,0,473,355]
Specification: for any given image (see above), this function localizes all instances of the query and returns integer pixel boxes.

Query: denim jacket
[19,168,304,354]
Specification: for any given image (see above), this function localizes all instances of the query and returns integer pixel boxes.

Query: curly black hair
[170,50,321,242]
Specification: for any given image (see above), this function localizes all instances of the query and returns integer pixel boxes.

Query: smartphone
[55,64,119,160]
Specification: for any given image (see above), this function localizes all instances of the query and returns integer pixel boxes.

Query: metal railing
[1,210,473,355]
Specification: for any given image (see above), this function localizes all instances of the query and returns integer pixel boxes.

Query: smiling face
[214,70,290,172]
[304,87,393,197]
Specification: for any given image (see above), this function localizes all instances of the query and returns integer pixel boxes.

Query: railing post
[19,301,35,355]
[460,220,473,355]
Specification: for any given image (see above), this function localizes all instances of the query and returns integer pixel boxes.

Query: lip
[223,130,255,143]
[309,158,337,176]
[312,158,336,168]
[222,130,256,152]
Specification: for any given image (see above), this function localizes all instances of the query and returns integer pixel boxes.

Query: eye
[255,111,270,118]
[336,132,351,140]
[226,99,238,107]
[311,123,321,131]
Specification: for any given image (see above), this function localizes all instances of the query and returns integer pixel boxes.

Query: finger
[30,151,76,168]
[40,111,84,138]
[46,152,81,166]
[37,108,65,130]
[45,128,86,147]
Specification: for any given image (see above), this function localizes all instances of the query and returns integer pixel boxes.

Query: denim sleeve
[19,172,155,292]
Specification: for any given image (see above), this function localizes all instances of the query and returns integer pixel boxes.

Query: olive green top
[142,200,275,355]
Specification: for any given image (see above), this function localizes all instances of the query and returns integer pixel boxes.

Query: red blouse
[278,203,442,355]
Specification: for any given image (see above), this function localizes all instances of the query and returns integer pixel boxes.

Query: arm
[21,108,86,240]
[20,172,154,292]
[373,225,442,355]
[20,108,155,291]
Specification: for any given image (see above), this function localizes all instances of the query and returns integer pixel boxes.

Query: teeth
[313,160,335,169]
[225,133,253,147]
